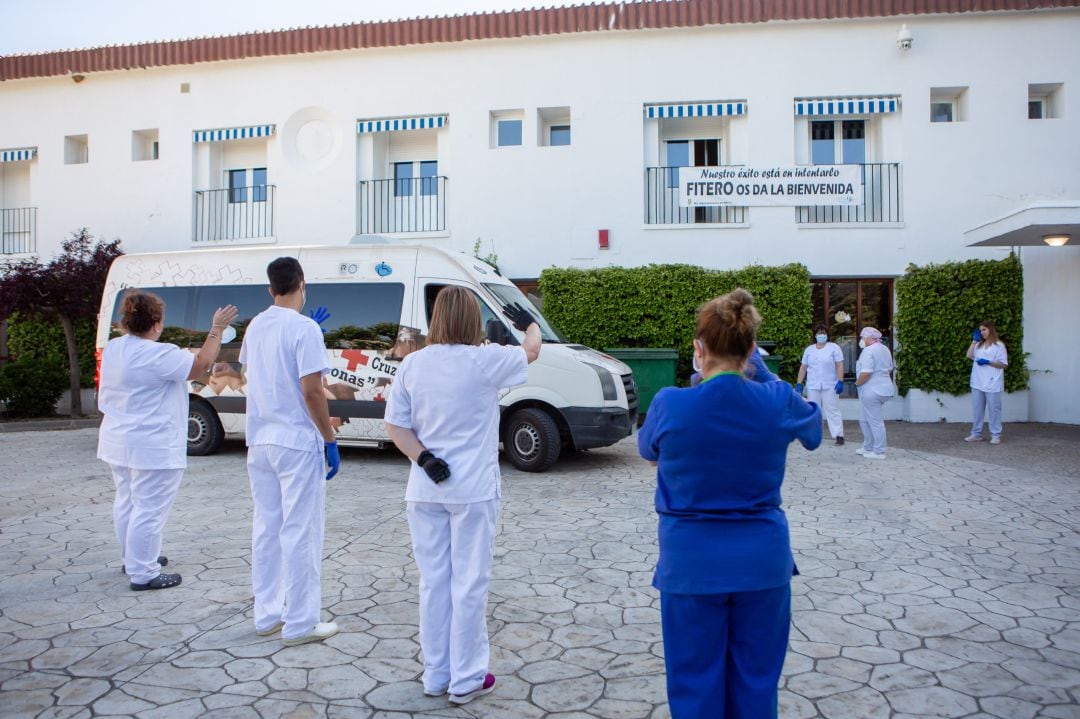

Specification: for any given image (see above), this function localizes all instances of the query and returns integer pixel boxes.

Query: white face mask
[815,334,828,344]
[858,339,866,349]
[221,326,237,344]
[692,340,702,373]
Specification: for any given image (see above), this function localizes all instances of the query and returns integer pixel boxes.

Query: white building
[1,0,1078,422]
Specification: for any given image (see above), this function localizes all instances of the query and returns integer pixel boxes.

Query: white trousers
[858,389,891,454]
[971,388,1003,439]
[111,465,184,584]
[807,387,844,439]
[407,499,498,696]
[247,444,326,640]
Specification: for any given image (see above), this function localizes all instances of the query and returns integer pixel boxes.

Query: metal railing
[797,162,902,224]
[193,185,276,243]
[0,207,37,254]
[357,176,447,234]
[644,167,747,225]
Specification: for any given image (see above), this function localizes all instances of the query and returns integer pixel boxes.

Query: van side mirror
[486,319,511,345]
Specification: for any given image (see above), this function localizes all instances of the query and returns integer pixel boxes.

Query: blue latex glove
[976,358,991,366]
[834,380,844,394]
[972,329,981,342]
[309,306,331,332]
[794,383,804,395]
[324,441,340,480]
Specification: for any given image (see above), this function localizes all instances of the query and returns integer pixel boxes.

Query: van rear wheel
[503,408,561,472]
[188,400,224,456]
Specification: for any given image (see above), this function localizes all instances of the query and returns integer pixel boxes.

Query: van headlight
[584,362,618,401]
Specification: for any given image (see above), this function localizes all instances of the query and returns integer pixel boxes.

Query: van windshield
[483,283,565,343]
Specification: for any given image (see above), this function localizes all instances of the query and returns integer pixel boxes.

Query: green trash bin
[761,353,783,377]
[604,348,678,417]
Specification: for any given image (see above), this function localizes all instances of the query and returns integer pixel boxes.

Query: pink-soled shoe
[448,673,496,704]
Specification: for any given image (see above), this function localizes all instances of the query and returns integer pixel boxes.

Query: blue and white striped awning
[795,97,900,116]
[356,115,447,133]
[192,124,275,143]
[0,147,37,162]
[645,102,746,119]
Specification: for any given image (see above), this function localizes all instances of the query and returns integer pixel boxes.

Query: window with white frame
[1028,83,1063,119]
[64,135,89,165]
[491,110,524,148]
[810,120,866,165]
[132,129,160,161]
[930,86,968,123]
[227,167,267,204]
[538,106,571,147]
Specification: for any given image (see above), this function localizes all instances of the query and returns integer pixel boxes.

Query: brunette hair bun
[696,288,761,361]
[119,290,165,335]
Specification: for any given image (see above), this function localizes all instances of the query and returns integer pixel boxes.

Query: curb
[0,416,102,433]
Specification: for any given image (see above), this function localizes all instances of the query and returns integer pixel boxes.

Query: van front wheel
[503,408,561,472]
[188,400,224,456]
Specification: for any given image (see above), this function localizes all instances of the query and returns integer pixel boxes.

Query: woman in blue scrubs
[638,288,821,718]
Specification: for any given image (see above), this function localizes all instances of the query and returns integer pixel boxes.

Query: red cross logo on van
[342,350,370,371]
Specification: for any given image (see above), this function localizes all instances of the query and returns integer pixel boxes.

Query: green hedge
[539,263,812,381]
[6,314,97,388]
[0,360,68,417]
[895,254,1027,395]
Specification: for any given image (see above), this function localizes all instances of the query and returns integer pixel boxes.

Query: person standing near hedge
[965,321,1008,445]
[97,290,237,590]
[638,288,821,719]
[795,324,846,445]
[854,327,894,460]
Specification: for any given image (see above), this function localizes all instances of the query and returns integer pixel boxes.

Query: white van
[96,244,637,472]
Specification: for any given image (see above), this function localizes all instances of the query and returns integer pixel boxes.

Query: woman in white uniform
[854,326,894,460]
[97,290,237,590]
[385,287,540,705]
[796,324,846,445]
[965,321,1009,444]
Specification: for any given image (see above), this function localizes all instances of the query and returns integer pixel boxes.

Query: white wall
[1023,246,1080,424]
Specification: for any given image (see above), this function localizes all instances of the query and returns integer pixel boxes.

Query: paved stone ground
[0,423,1078,719]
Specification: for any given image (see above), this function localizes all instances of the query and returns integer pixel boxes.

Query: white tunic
[800,342,844,390]
[970,341,1008,393]
[385,343,528,503]
[240,305,329,452]
[855,342,895,396]
[97,334,195,470]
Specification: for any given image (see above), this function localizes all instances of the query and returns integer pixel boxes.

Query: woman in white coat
[796,324,846,445]
[385,287,540,705]
[97,290,237,590]
[965,320,1009,444]
[854,326,894,460]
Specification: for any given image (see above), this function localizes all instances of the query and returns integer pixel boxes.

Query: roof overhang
[965,201,1080,247]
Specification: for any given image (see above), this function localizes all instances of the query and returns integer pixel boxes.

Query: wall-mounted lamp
[1043,234,1070,247]
[896,24,913,51]
[71,74,85,84]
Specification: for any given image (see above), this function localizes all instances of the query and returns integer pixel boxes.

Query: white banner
[678,165,863,207]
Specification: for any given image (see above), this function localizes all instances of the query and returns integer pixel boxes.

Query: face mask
[815,334,828,344]
[692,340,702,373]
[858,339,866,349]
[221,326,237,344]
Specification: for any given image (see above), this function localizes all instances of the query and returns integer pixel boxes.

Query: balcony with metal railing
[0,207,36,255]
[797,162,902,224]
[193,185,276,243]
[644,167,747,225]
[357,176,447,235]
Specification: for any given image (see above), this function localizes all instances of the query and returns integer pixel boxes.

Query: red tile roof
[2,0,1078,82]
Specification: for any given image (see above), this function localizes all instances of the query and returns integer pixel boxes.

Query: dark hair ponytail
[696,288,761,361]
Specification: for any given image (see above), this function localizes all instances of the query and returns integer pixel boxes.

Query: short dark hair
[267,257,304,296]
[813,324,828,336]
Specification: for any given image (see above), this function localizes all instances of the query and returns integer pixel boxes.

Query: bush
[895,254,1027,395]
[7,313,97,388]
[539,263,812,381]
[0,359,68,417]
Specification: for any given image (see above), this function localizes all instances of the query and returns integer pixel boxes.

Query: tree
[0,229,123,416]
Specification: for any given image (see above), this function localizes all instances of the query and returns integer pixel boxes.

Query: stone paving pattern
[0,425,1078,718]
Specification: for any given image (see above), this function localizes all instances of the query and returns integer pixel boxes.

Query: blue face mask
[815,334,828,344]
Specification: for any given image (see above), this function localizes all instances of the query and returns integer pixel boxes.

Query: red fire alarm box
[598,229,610,249]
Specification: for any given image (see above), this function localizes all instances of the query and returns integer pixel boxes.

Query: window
[306,283,404,351]
[549,125,571,146]
[497,119,522,147]
[491,110,525,148]
[394,161,438,196]
[394,162,414,197]
[109,286,194,343]
[665,140,690,188]
[228,169,247,203]
[132,129,159,161]
[424,284,501,338]
[64,135,88,165]
[811,120,865,164]
[930,86,967,123]
[419,161,438,196]
[930,102,954,123]
[810,278,894,394]
[1028,83,1062,119]
[252,168,267,203]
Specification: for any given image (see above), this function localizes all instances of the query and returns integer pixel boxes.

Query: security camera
[896,24,913,51]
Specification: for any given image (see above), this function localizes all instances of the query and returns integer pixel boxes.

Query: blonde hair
[427,286,483,346]
[696,288,761,361]
[119,290,164,335]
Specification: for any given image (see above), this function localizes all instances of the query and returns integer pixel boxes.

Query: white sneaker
[989,436,1001,445]
[855,448,869,456]
[863,452,886,460]
[282,622,338,646]
[964,435,982,442]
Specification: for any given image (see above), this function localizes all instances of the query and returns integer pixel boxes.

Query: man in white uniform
[240,257,341,646]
